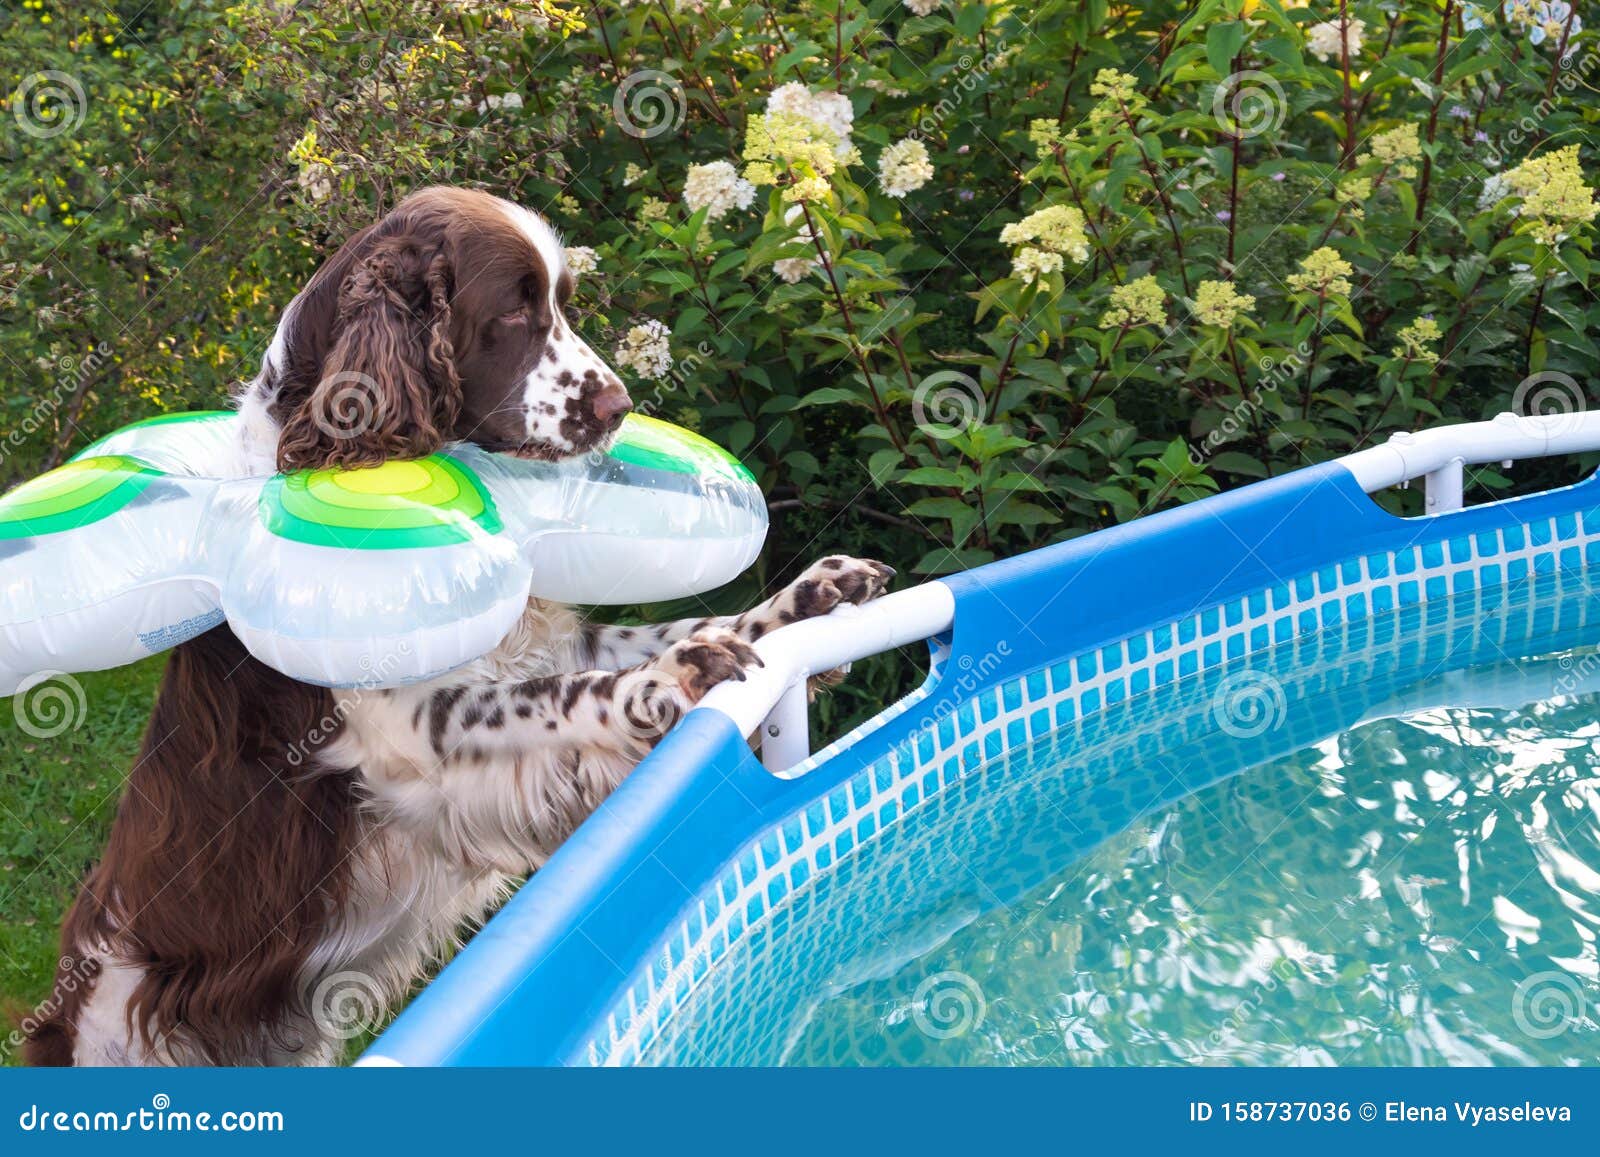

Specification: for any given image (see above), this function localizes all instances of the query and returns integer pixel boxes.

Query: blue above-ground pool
[364,413,1600,1066]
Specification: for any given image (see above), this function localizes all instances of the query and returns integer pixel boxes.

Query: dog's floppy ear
[276,234,460,472]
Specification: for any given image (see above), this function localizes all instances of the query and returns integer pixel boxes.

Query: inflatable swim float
[0,411,767,693]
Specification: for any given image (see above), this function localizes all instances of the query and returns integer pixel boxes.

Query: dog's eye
[498,309,529,326]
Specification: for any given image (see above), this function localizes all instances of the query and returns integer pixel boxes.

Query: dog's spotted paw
[759,556,895,634]
[746,555,894,697]
[653,627,764,702]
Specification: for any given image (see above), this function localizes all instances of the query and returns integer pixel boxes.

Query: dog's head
[267,186,631,471]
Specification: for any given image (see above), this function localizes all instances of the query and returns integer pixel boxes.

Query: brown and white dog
[26,187,890,1066]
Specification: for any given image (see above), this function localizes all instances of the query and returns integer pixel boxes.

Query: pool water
[638,573,1600,1066]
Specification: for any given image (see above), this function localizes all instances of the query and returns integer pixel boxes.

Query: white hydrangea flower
[903,0,944,14]
[767,82,855,156]
[1479,172,1514,212]
[773,257,816,283]
[564,246,598,276]
[1307,17,1365,62]
[878,138,933,197]
[476,92,523,113]
[765,83,812,116]
[782,203,823,244]
[862,77,909,97]
[623,162,646,187]
[297,163,333,203]
[1011,246,1064,285]
[772,205,822,282]
[614,319,674,381]
[682,160,757,221]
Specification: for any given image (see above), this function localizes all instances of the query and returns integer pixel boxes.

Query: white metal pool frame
[732,411,1600,772]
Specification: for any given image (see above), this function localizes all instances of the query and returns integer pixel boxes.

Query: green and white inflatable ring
[0,411,767,692]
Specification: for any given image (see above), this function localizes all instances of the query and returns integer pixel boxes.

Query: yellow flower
[1028,118,1062,153]
[1087,68,1145,131]
[1088,69,1139,103]
[742,162,777,187]
[743,110,850,181]
[1391,316,1442,362]
[999,204,1091,262]
[1099,275,1167,330]
[1287,247,1355,298]
[1366,123,1421,167]
[1336,175,1371,205]
[1193,280,1256,329]
[784,175,832,204]
[1503,145,1599,246]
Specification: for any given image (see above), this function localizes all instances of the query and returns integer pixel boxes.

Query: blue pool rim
[365,456,1600,1066]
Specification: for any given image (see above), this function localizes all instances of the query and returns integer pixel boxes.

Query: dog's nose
[592,385,633,427]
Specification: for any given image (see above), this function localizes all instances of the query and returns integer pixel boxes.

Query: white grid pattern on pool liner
[618,581,1600,1065]
[583,503,1600,1066]
[776,645,950,782]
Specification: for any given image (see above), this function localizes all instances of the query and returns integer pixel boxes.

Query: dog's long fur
[27,188,889,1066]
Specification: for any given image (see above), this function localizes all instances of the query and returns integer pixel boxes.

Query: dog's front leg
[575,555,894,670]
[417,627,764,763]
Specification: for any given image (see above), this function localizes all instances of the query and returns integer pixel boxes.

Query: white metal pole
[759,681,810,771]
[1424,456,1465,513]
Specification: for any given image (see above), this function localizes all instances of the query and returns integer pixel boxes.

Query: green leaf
[1207,451,1267,478]
[867,448,903,488]
[904,496,973,519]
[796,385,869,408]
[1205,22,1246,78]
[899,466,972,487]
[990,471,1050,493]
[911,546,995,575]
[989,500,1059,529]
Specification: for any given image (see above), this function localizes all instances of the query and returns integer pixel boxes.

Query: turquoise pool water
[638,573,1600,1065]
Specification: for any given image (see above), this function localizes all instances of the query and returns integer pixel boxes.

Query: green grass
[0,657,164,1065]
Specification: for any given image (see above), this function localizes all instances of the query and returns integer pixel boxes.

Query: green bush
[3,0,1599,1051]
[5,0,1598,570]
